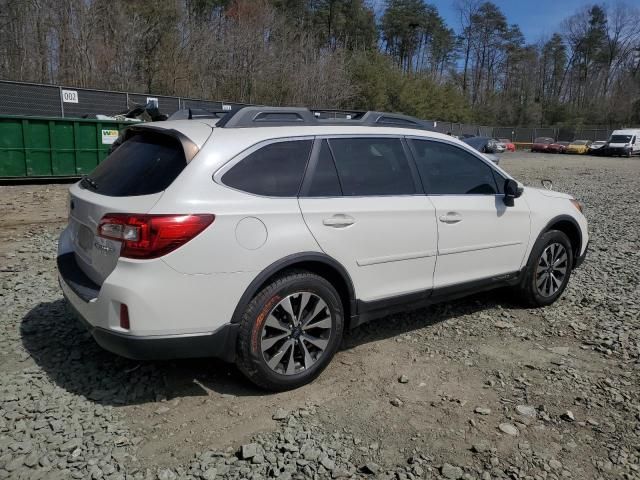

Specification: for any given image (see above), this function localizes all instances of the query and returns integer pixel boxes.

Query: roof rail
[310,109,366,119]
[215,106,436,131]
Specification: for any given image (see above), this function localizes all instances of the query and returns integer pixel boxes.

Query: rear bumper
[66,295,238,361]
[57,252,239,362]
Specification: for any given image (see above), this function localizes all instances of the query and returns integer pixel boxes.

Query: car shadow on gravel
[22,291,519,406]
[20,299,260,406]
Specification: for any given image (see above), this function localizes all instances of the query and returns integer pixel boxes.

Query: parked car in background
[605,129,640,157]
[548,141,570,154]
[461,136,500,164]
[566,140,592,154]
[493,139,506,153]
[56,106,589,391]
[531,137,555,152]
[499,139,516,152]
[588,141,607,154]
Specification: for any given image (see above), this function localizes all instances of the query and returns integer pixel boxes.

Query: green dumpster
[0,115,133,179]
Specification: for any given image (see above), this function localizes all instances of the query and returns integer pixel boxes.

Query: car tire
[516,230,573,307]
[236,270,344,391]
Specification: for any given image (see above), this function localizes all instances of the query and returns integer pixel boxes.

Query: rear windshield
[610,135,632,143]
[534,137,554,144]
[82,131,186,197]
[573,140,589,145]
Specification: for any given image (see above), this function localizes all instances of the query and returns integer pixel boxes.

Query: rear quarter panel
[149,131,323,276]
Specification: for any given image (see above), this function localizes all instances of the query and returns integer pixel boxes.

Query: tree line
[1,0,639,127]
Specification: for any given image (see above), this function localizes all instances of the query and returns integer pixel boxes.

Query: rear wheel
[236,271,344,391]
[516,230,573,307]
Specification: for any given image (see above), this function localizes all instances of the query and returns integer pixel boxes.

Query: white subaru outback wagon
[57,107,588,391]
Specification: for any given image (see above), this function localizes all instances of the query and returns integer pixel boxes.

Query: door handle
[439,212,462,224]
[323,214,355,228]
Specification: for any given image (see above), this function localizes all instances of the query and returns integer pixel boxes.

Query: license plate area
[78,224,94,251]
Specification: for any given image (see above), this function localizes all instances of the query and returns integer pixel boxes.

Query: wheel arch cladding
[544,215,582,261]
[231,252,356,326]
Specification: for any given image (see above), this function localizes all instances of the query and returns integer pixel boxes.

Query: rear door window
[328,137,416,196]
[410,139,499,195]
[222,140,313,197]
[84,131,187,197]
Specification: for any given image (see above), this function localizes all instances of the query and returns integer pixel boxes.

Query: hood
[525,186,573,200]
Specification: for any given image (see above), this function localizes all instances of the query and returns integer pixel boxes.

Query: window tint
[222,140,312,197]
[307,140,342,196]
[328,137,416,196]
[84,132,186,197]
[410,139,498,195]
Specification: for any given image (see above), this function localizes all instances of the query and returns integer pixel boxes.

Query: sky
[373,0,596,43]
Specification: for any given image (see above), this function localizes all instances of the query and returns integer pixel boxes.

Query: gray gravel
[1,154,639,479]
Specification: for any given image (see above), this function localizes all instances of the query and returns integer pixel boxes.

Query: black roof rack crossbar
[215,106,436,131]
[168,108,229,121]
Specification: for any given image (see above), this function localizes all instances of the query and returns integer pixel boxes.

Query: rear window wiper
[81,175,98,191]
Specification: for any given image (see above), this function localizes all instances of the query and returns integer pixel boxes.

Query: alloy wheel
[536,243,568,297]
[260,292,333,375]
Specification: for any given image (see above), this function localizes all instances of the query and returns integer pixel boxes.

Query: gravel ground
[0,152,639,480]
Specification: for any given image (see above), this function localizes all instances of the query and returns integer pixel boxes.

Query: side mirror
[504,179,522,206]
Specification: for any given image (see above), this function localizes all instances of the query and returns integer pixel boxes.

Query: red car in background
[499,138,516,152]
[531,137,555,152]
[548,141,570,153]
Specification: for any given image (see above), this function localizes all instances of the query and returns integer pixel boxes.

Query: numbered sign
[61,90,78,103]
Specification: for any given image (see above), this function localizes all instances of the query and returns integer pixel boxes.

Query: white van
[606,129,640,157]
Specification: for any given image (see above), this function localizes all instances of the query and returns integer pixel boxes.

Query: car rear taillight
[97,214,214,259]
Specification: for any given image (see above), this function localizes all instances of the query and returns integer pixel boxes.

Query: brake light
[97,214,214,259]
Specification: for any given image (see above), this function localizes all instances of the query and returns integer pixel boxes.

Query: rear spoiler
[114,125,200,163]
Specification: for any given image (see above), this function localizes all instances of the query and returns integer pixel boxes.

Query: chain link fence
[0,80,633,143]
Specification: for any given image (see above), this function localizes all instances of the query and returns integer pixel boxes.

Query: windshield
[573,140,589,145]
[534,137,554,144]
[610,135,632,143]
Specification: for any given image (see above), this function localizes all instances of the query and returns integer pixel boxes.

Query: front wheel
[516,230,573,307]
[236,271,344,391]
